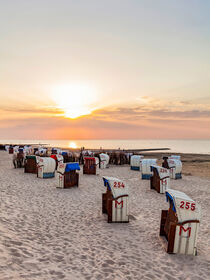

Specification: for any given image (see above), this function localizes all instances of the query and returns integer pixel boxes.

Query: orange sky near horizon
[0,95,210,140]
[0,0,210,140]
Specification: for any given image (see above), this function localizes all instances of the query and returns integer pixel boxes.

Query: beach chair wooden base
[150,174,161,193]
[63,171,79,188]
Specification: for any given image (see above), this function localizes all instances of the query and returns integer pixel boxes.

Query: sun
[51,83,97,119]
[68,141,77,149]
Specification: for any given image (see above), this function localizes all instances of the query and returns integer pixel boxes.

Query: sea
[0,139,210,154]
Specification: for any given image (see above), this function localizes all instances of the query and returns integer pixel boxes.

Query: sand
[0,151,209,280]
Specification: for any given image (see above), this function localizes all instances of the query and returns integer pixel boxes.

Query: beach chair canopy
[50,154,57,161]
[103,176,128,199]
[57,162,80,174]
[37,157,56,173]
[167,159,182,173]
[99,153,109,164]
[141,159,157,173]
[50,154,63,161]
[130,155,144,166]
[26,155,36,160]
[84,157,99,165]
[166,189,201,223]
[151,165,169,179]
[65,163,80,172]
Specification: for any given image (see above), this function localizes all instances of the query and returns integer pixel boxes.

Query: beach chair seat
[57,162,80,188]
[102,176,129,223]
[160,189,201,255]
[83,157,99,175]
[37,157,56,178]
[150,165,170,194]
[130,155,144,171]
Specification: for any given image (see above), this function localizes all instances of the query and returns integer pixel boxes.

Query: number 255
[180,201,195,211]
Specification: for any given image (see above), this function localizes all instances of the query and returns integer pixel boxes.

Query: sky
[0,0,210,140]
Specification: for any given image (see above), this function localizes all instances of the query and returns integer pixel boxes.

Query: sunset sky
[0,0,210,139]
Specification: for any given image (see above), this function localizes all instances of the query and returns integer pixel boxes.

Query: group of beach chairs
[7,145,110,188]
[5,146,201,256]
[128,154,201,256]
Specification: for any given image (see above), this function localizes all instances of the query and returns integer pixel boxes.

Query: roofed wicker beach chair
[37,157,56,178]
[83,157,99,175]
[130,155,144,171]
[162,156,182,179]
[150,165,170,194]
[99,153,110,169]
[13,149,25,168]
[140,159,157,179]
[102,176,129,223]
[57,162,80,188]
[160,189,201,255]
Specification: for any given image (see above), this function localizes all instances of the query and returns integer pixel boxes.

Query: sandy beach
[0,151,209,280]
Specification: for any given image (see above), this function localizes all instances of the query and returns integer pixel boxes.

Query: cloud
[0,96,210,139]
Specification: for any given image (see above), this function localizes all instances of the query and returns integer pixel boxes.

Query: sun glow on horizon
[51,84,97,119]
[68,141,77,149]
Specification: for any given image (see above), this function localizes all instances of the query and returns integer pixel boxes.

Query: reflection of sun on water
[51,84,96,119]
[69,142,77,149]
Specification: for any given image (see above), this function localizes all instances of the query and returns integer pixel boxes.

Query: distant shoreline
[0,139,209,155]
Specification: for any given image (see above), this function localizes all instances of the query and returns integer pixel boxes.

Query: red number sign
[113,182,125,188]
[180,201,195,211]
[160,168,167,173]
